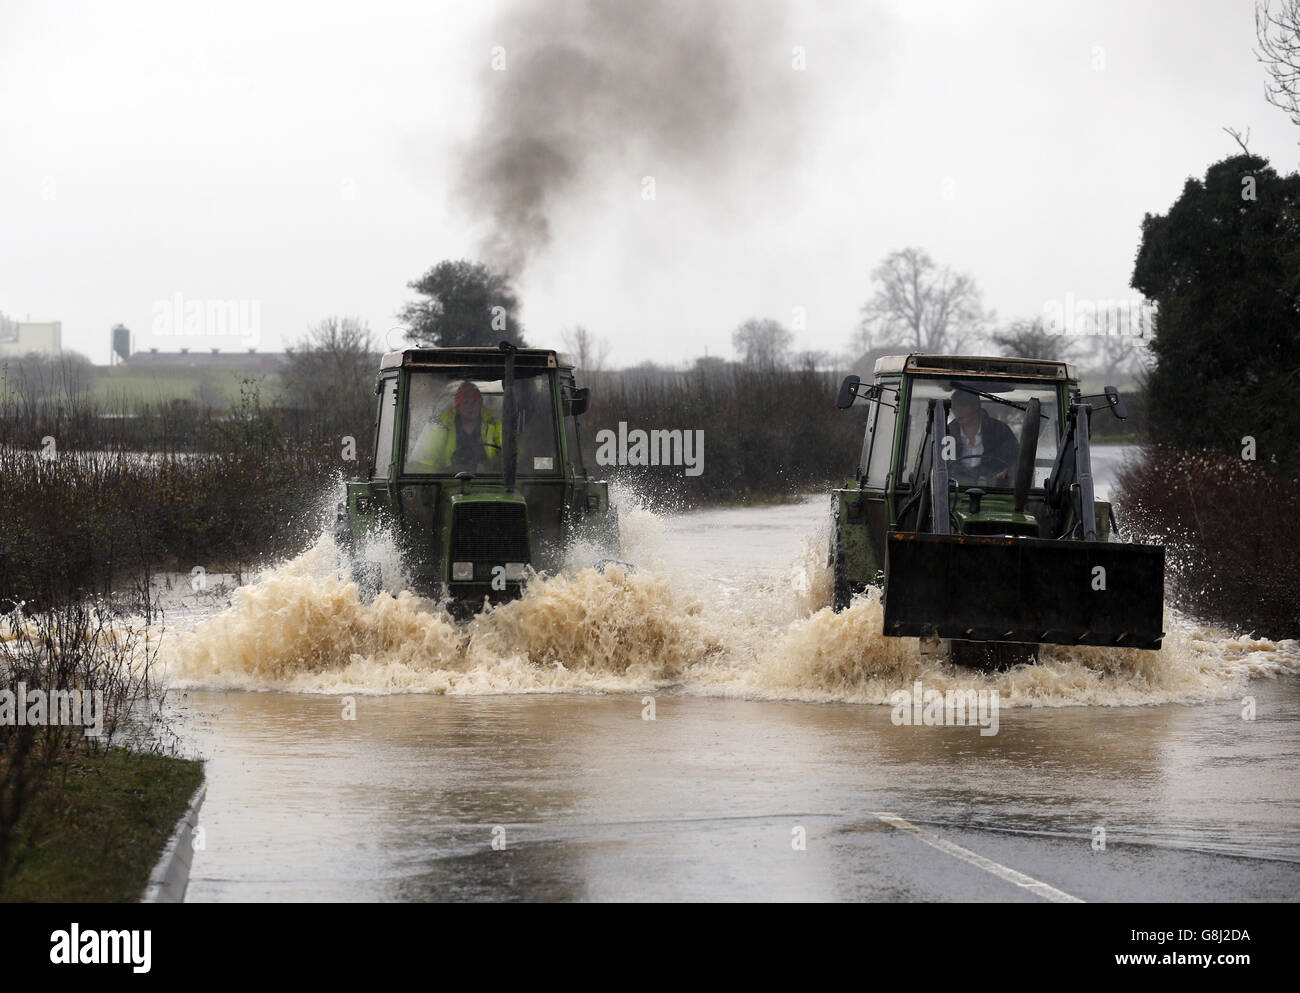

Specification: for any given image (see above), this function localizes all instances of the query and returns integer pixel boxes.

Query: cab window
[561,378,586,476]
[402,369,560,476]
[899,378,1061,489]
[372,377,398,478]
[864,388,898,487]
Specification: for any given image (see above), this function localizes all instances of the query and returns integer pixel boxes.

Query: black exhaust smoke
[458,0,802,277]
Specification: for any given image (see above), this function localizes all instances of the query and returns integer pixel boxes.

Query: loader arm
[1044,402,1097,541]
[927,398,951,536]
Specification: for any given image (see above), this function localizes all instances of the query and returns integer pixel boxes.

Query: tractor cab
[830,354,1164,668]
[336,343,618,613]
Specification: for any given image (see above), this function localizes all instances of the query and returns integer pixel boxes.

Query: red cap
[454,382,482,407]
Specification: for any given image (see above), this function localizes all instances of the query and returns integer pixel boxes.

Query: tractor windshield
[899,377,1061,490]
[403,368,560,476]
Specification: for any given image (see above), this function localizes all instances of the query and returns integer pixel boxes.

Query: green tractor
[829,354,1164,668]
[335,342,619,614]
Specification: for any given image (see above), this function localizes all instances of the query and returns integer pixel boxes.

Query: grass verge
[0,748,203,902]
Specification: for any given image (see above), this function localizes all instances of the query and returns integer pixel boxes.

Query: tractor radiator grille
[449,502,529,564]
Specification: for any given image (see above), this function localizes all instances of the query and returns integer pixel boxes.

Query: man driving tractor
[946,387,1019,481]
[409,381,503,473]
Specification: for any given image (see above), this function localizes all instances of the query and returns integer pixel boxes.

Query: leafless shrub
[0,598,171,888]
[1115,447,1300,639]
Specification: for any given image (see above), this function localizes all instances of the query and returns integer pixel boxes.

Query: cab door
[861,377,899,563]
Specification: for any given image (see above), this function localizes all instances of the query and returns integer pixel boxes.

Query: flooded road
[166,446,1300,901]
[178,686,1300,901]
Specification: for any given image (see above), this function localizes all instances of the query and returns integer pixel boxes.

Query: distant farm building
[0,319,62,359]
[121,348,289,373]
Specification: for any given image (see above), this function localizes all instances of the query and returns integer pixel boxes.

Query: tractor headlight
[451,562,473,581]
[504,562,526,581]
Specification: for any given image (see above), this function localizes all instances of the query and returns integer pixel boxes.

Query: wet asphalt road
[179,682,1299,902]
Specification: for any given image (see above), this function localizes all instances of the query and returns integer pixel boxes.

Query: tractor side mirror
[1104,385,1127,420]
[836,375,861,409]
[565,387,590,416]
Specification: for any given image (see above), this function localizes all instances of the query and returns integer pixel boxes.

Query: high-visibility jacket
[411,408,503,472]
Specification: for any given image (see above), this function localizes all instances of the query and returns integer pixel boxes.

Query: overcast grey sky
[1,0,1295,365]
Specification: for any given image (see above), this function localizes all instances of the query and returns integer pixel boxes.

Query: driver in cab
[946,388,1018,482]
[410,381,503,473]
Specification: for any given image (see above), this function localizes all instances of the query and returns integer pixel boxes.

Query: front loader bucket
[883,532,1165,649]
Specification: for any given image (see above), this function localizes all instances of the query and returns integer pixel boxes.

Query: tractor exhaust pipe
[499,341,518,493]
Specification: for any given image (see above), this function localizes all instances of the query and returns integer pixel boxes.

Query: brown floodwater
[155,447,1300,900]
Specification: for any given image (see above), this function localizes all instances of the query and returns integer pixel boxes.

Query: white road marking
[871,811,1085,903]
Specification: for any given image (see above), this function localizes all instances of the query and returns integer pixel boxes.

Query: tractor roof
[873,353,1076,383]
[380,347,566,372]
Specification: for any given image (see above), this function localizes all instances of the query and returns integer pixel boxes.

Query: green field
[86,367,285,407]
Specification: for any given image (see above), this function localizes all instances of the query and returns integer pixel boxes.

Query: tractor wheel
[333,519,354,569]
[831,517,853,612]
[948,640,1038,671]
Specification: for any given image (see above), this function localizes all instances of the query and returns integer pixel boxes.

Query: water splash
[160,496,1299,705]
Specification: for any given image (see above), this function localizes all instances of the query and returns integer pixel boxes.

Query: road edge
[140,781,206,904]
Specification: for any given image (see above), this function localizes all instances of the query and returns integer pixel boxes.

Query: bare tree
[2,350,94,407]
[1223,125,1253,154]
[991,318,1075,361]
[1091,327,1149,386]
[560,325,611,375]
[282,316,378,431]
[732,317,793,368]
[858,248,992,354]
[1257,1,1300,130]
[791,349,832,370]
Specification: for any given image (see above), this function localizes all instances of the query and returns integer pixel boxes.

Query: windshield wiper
[952,384,1050,419]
